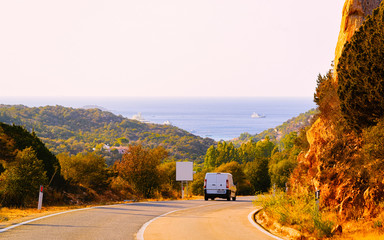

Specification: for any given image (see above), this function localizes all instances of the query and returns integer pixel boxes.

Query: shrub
[215,161,251,194]
[190,171,207,196]
[313,68,340,121]
[0,148,48,207]
[58,152,111,190]
[245,157,270,193]
[0,123,63,188]
[255,192,335,238]
[114,144,168,198]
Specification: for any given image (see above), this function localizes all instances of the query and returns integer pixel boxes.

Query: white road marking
[136,202,217,240]
[0,202,129,233]
[0,207,95,233]
[136,209,178,240]
[247,209,284,240]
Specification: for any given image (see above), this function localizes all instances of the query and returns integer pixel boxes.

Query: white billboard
[176,161,193,181]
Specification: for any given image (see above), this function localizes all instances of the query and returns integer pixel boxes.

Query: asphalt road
[0,196,277,240]
[144,196,277,240]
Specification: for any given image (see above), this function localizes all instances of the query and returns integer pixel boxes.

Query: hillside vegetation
[0,105,215,163]
[0,101,316,208]
[232,108,318,146]
[0,122,181,206]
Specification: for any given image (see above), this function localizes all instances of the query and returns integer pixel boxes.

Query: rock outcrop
[291,0,383,215]
[334,0,382,75]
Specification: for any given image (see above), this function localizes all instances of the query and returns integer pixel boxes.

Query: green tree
[203,146,217,170]
[158,161,180,198]
[269,152,297,189]
[0,147,48,207]
[0,123,62,187]
[269,130,306,189]
[114,137,129,146]
[204,141,239,169]
[216,161,245,183]
[215,161,252,195]
[58,152,111,190]
[0,129,16,162]
[313,69,337,119]
[245,157,270,193]
[190,170,208,196]
[280,132,297,151]
[254,137,276,159]
[337,3,384,131]
[238,141,258,163]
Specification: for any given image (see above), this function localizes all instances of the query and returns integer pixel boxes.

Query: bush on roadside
[190,170,207,196]
[114,144,168,198]
[58,152,111,191]
[0,147,48,207]
[255,191,336,239]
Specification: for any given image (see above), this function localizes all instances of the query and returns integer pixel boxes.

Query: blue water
[0,97,316,141]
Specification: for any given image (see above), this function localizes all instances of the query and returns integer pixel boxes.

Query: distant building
[103,144,111,152]
[112,146,129,154]
[132,112,150,123]
[93,144,128,154]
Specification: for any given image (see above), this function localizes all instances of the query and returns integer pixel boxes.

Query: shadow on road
[25,223,93,228]
[205,199,252,203]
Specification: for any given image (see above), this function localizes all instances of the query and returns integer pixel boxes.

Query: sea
[0,97,316,141]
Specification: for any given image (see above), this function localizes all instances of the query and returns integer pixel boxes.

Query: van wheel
[204,195,208,201]
[227,195,231,201]
[211,197,215,200]
[232,196,236,201]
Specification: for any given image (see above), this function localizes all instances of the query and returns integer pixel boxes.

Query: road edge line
[248,209,284,240]
[136,209,178,240]
[0,207,96,233]
[0,202,130,233]
[136,202,217,240]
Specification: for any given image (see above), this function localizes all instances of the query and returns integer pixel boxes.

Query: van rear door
[206,173,217,192]
[216,173,228,194]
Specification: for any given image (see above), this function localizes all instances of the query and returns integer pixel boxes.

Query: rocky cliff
[334,0,382,74]
[291,0,383,216]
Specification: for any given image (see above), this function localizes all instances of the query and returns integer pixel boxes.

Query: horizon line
[0,95,314,99]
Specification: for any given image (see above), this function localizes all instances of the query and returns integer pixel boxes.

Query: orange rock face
[290,0,383,215]
[334,0,382,75]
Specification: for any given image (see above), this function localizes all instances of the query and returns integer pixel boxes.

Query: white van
[204,172,237,201]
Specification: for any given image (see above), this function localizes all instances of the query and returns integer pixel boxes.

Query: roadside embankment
[253,209,302,240]
[254,200,384,240]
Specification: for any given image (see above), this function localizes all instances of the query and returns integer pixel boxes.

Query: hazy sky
[0,1,344,98]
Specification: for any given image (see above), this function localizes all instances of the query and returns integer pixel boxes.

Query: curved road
[0,196,277,240]
[144,196,277,240]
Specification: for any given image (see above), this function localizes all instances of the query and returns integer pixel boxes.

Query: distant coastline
[0,96,316,141]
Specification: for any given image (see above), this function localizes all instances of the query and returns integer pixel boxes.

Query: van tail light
[204,179,207,189]
[226,179,229,188]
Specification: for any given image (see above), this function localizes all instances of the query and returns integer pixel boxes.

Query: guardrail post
[38,185,44,210]
[273,184,276,197]
[315,190,320,212]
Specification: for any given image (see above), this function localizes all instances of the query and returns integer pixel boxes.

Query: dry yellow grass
[332,219,384,240]
[256,193,384,239]
[342,233,384,240]
[334,230,384,240]
[258,209,384,240]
